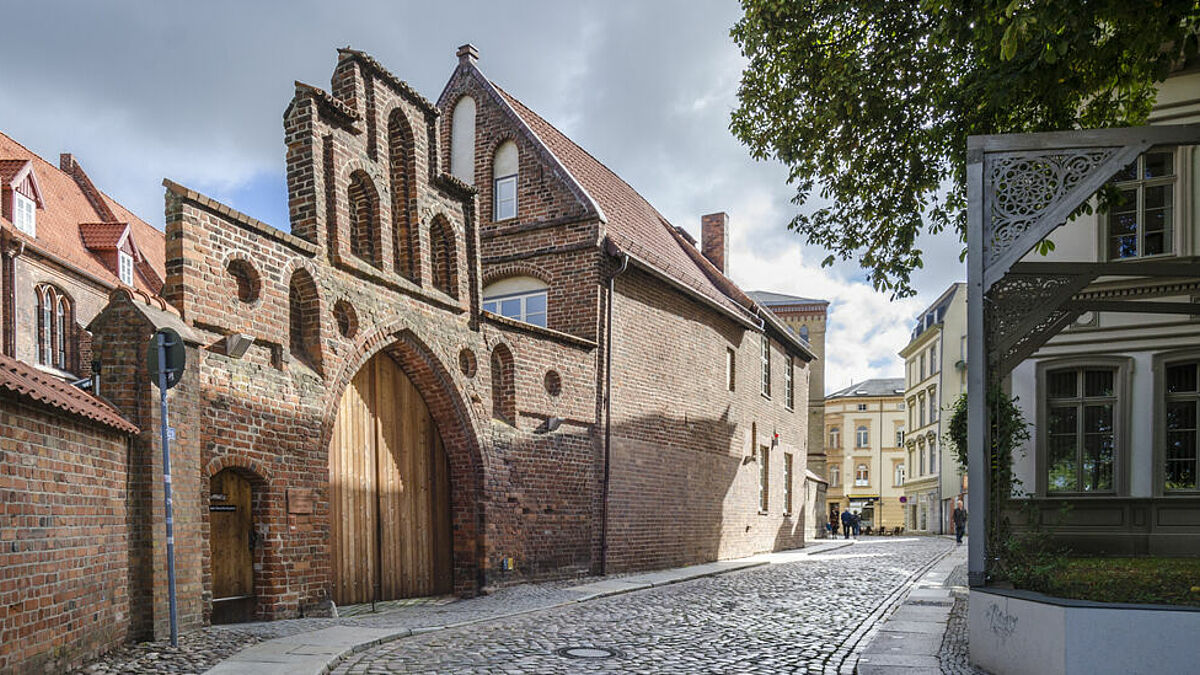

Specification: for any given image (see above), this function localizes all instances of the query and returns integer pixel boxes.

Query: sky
[0,0,964,392]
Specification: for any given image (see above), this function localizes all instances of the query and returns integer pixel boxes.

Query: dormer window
[13,193,35,236]
[118,250,134,286]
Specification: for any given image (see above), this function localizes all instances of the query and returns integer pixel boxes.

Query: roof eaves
[609,238,758,331]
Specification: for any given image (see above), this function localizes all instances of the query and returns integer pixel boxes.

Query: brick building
[0,131,168,672]
[3,45,817,663]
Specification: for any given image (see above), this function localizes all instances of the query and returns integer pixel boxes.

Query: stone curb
[207,548,840,675]
[847,543,960,675]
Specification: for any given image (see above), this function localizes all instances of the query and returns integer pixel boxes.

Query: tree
[731,1,1200,297]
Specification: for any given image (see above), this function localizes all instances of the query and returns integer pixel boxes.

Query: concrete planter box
[970,587,1200,674]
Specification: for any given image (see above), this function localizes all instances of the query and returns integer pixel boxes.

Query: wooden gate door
[210,469,253,623]
[329,352,453,606]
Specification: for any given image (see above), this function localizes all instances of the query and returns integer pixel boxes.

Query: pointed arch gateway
[328,348,454,605]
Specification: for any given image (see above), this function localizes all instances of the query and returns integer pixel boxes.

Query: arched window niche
[450,96,476,185]
[482,276,548,328]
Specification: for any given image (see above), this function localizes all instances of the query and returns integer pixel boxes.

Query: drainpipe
[600,252,629,576]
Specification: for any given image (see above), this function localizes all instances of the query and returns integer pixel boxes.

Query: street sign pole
[157,330,179,647]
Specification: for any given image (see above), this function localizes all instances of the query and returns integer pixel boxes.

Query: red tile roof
[0,131,164,294]
[78,221,130,250]
[0,159,29,183]
[0,352,138,434]
[493,86,754,320]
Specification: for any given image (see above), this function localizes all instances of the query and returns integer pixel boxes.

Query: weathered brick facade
[0,366,138,673]
[60,45,816,646]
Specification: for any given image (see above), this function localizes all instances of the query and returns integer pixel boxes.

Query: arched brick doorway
[329,350,454,605]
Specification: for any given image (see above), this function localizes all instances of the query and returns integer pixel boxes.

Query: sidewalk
[855,538,969,674]
[205,539,855,674]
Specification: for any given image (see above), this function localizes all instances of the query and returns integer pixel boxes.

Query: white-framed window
[894,463,906,487]
[856,425,869,448]
[760,333,771,398]
[855,463,869,487]
[13,193,36,237]
[726,347,736,392]
[1046,366,1118,493]
[919,393,927,427]
[493,140,518,221]
[830,464,840,487]
[118,250,134,286]
[930,344,938,373]
[919,445,926,476]
[784,356,794,410]
[1107,151,1175,260]
[829,426,840,448]
[36,284,73,371]
[896,430,905,447]
[930,438,938,474]
[483,276,548,328]
[1164,359,1199,491]
[856,403,868,412]
[919,353,926,380]
[929,389,938,422]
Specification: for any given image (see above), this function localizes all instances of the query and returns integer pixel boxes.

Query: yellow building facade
[824,379,907,532]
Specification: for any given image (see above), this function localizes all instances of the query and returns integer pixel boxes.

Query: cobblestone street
[332,537,954,674]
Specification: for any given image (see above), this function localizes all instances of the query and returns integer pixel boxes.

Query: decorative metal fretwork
[984,149,1115,268]
[984,271,1095,375]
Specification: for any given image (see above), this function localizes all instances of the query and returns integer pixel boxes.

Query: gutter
[600,252,630,576]
[608,242,758,331]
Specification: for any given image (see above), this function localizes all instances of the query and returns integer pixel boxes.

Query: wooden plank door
[329,353,453,606]
[210,469,253,599]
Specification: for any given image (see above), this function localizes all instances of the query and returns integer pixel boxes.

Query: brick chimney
[701,212,729,274]
[457,44,479,66]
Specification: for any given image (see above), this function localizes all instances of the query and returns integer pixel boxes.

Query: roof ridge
[481,81,605,222]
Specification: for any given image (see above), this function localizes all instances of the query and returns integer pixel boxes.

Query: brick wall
[606,268,809,571]
[0,397,132,673]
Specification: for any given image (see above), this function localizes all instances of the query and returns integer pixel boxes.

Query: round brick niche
[459,348,477,377]
[227,259,261,303]
[544,369,562,397]
[333,300,358,339]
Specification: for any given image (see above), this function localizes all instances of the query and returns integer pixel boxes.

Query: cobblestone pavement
[73,579,605,674]
[332,537,954,674]
[938,561,989,675]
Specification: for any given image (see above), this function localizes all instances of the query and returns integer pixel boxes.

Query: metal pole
[966,142,988,587]
[158,332,179,646]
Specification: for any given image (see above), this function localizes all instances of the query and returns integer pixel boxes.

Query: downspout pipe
[600,252,629,576]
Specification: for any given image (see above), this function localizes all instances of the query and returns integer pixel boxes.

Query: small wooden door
[210,469,254,621]
[329,352,453,606]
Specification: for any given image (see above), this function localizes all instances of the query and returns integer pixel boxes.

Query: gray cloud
[1,0,963,382]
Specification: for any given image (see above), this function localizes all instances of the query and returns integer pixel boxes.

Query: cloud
[0,0,964,390]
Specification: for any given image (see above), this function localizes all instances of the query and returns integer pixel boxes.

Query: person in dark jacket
[953,500,968,545]
[840,509,854,539]
[852,512,862,537]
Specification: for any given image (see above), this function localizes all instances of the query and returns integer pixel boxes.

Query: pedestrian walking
[840,509,854,540]
[852,512,861,537]
[953,499,967,545]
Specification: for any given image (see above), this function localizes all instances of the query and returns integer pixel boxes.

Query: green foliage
[731,1,1200,297]
[947,387,1040,582]
[1028,557,1200,607]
